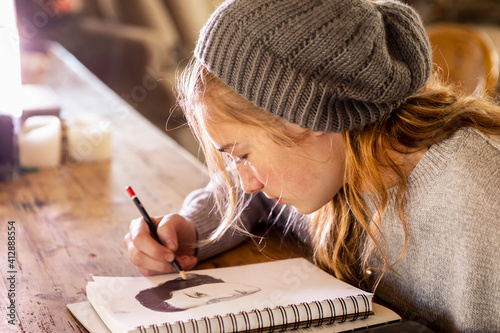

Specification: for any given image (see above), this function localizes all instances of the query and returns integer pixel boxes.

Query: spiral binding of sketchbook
[135,294,371,333]
[68,258,401,333]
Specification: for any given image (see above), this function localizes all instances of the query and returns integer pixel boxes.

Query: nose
[238,164,264,194]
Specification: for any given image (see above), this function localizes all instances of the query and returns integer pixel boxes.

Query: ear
[311,130,328,137]
[285,122,326,135]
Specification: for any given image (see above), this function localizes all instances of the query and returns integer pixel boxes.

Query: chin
[292,205,320,215]
[292,200,331,215]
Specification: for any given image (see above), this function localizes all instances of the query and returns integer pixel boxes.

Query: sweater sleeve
[179,183,281,261]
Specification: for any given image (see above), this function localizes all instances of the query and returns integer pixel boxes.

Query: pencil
[125,186,187,280]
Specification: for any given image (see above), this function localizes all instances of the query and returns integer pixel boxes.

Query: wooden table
[0,43,304,333]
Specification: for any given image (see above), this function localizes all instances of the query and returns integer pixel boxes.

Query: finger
[138,256,198,277]
[137,265,173,277]
[129,217,172,262]
[136,256,197,277]
[157,214,197,256]
[156,215,181,251]
[137,267,157,277]
[125,232,177,274]
[125,229,198,275]
[176,255,198,271]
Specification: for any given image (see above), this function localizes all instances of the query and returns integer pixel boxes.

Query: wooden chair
[426,23,500,97]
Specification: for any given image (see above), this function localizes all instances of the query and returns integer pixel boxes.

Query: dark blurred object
[74,0,183,103]
[59,0,190,137]
[363,320,436,332]
[15,0,83,39]
[15,0,83,17]
[426,23,499,97]
[16,0,184,124]
[404,0,500,25]
[0,115,19,182]
[65,0,212,159]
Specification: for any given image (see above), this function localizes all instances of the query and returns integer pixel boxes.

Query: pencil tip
[179,271,187,280]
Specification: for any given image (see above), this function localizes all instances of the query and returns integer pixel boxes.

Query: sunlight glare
[0,0,22,118]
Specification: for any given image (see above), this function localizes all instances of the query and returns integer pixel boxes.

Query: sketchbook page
[88,258,372,332]
[67,301,110,333]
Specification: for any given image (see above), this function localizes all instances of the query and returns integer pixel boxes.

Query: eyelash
[185,291,208,298]
[234,154,248,164]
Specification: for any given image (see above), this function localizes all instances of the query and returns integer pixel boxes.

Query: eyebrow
[216,143,238,153]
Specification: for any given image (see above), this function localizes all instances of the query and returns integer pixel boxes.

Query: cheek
[251,158,288,186]
[242,156,274,183]
[261,160,309,191]
[283,157,344,198]
[248,146,328,191]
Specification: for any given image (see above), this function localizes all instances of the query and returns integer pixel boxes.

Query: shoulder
[431,127,500,166]
[470,128,500,151]
[408,127,500,215]
[408,127,500,191]
[454,128,500,172]
[439,128,500,215]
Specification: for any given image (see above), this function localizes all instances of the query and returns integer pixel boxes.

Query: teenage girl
[124,1,500,331]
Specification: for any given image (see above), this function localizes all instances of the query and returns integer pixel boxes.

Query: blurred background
[14,0,500,162]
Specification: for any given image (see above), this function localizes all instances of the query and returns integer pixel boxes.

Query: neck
[380,148,427,188]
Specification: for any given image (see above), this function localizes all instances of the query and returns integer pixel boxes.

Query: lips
[269,196,288,206]
[263,192,284,205]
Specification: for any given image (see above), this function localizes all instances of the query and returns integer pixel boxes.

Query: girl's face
[207,121,346,214]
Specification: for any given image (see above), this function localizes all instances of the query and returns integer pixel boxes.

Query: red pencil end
[125,186,135,197]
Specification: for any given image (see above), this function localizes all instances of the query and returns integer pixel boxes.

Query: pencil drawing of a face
[135,273,261,312]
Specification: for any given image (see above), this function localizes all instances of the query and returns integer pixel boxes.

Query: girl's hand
[124,213,198,276]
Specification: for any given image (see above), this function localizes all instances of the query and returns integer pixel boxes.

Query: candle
[66,114,112,162]
[19,116,62,169]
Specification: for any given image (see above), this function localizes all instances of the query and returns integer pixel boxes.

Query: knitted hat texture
[195,0,432,132]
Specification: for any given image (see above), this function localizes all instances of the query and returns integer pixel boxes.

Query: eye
[184,291,209,298]
[223,153,249,165]
[235,289,248,295]
[234,154,248,164]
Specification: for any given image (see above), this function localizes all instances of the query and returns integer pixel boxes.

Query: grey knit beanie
[195,0,432,132]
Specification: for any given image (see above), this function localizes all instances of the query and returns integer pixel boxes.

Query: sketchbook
[68,258,400,333]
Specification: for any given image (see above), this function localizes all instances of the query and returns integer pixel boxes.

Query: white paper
[89,258,373,332]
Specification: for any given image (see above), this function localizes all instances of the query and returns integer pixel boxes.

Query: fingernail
[164,253,174,263]
[165,239,175,251]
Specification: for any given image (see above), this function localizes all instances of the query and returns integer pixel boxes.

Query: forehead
[206,121,260,150]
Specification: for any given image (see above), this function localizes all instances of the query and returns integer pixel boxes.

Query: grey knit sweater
[179,128,500,332]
